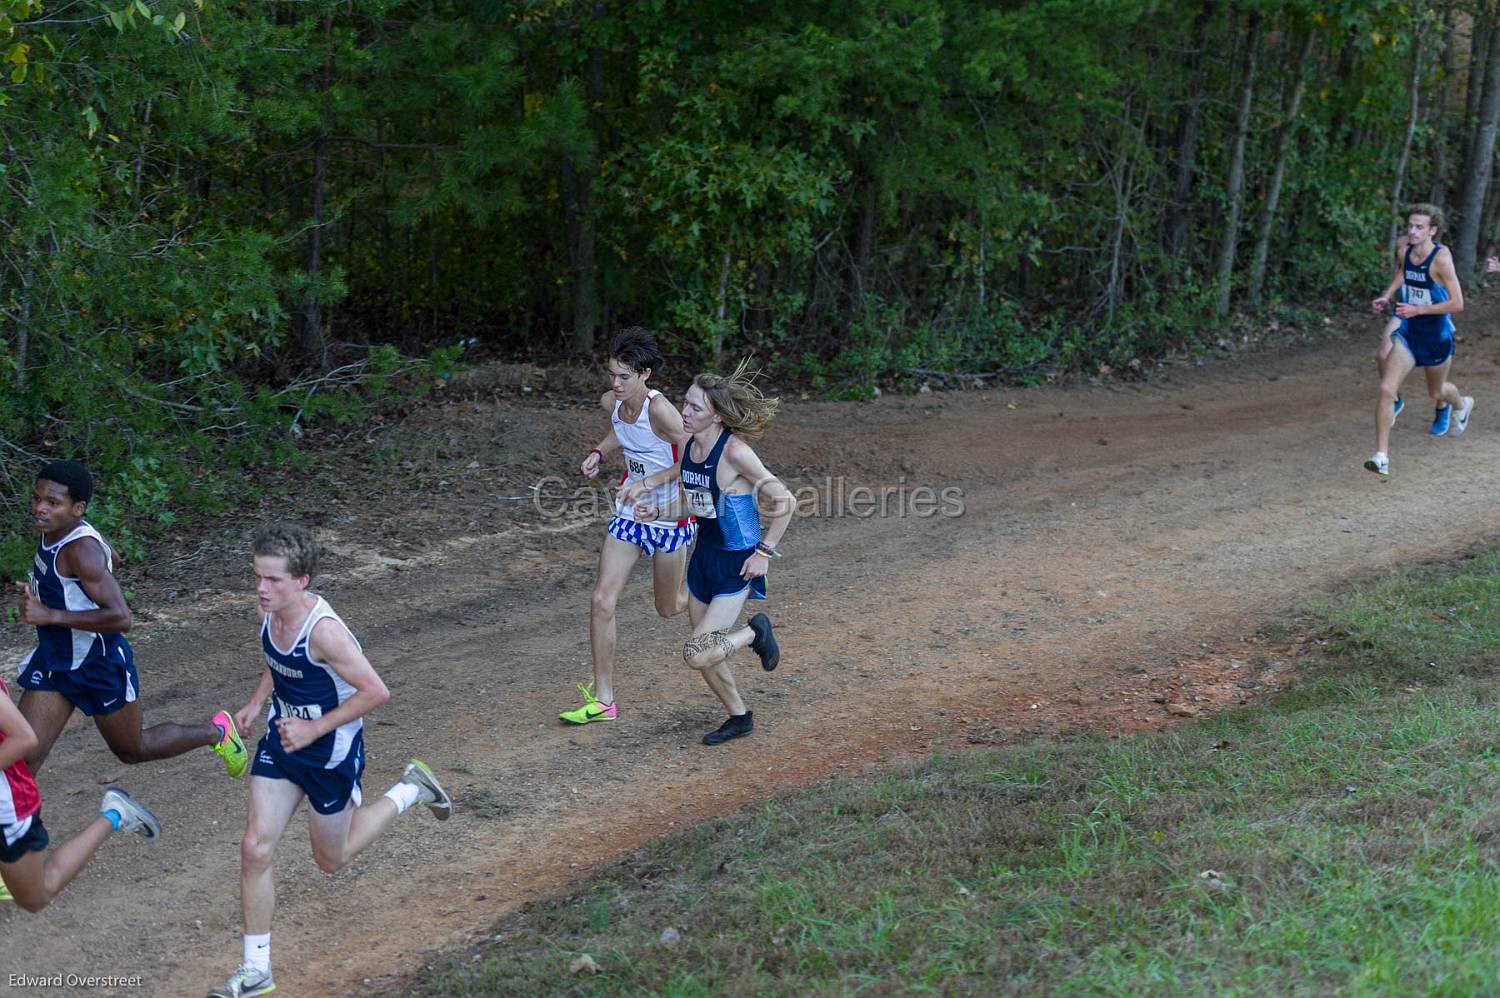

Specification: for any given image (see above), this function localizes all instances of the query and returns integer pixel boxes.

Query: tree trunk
[569,1,605,356]
[1429,5,1458,204]
[428,154,439,336]
[712,247,731,364]
[1328,28,1359,150]
[747,263,772,337]
[976,208,987,312]
[134,100,151,200]
[302,135,329,369]
[13,261,31,392]
[299,14,334,371]
[1388,27,1425,253]
[1163,4,1213,261]
[1105,155,1133,327]
[852,175,878,313]
[561,152,581,334]
[1104,94,1142,326]
[1214,11,1261,318]
[1481,154,1500,260]
[378,118,392,287]
[1460,8,1491,191]
[1455,18,1500,279]
[561,150,598,356]
[1247,31,1315,309]
[571,164,597,354]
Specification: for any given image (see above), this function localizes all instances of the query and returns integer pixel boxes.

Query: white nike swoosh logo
[102,698,118,707]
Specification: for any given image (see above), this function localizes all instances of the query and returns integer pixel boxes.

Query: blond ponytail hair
[693,359,780,439]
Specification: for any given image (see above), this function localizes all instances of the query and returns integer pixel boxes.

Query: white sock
[384,781,423,815]
[244,932,271,975]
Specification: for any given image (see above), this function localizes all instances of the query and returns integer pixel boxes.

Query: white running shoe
[400,759,453,821]
[100,788,160,839]
[208,963,275,998]
[1364,452,1389,477]
[1448,396,1474,436]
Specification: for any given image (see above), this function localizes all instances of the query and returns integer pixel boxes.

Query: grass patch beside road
[399,551,1500,995]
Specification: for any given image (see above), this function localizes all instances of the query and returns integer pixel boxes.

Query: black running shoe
[703,711,754,745]
[747,613,779,671]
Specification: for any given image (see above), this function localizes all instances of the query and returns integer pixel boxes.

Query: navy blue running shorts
[252,734,365,815]
[18,648,139,717]
[1392,327,1455,368]
[687,546,768,605]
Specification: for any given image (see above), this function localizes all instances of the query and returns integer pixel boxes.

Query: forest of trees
[4,0,1500,523]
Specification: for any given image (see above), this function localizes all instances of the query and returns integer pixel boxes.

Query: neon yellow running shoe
[211,710,249,779]
[0,873,12,903]
[559,680,616,724]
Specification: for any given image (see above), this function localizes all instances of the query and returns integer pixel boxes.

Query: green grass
[392,551,1500,996]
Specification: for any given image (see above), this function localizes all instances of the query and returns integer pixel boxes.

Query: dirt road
[4,310,1500,996]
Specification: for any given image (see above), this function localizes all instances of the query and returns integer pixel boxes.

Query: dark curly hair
[609,326,665,376]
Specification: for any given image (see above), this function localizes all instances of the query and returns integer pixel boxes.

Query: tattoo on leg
[684,630,734,667]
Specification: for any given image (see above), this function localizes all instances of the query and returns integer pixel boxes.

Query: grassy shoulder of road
[398,550,1500,996]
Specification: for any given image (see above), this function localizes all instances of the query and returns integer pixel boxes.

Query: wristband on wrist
[589,448,603,459]
[755,542,781,559]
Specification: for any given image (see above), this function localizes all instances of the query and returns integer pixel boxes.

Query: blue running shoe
[1431,404,1450,435]
[1391,395,1404,426]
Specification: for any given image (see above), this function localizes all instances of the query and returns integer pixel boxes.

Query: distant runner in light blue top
[1366,204,1474,477]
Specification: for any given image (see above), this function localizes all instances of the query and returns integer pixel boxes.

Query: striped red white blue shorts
[607,516,697,556]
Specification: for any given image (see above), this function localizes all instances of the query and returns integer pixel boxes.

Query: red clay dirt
[5,303,1500,995]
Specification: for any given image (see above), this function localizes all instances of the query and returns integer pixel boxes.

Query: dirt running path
[5,312,1500,996]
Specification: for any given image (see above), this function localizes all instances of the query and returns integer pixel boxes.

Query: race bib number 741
[686,487,717,518]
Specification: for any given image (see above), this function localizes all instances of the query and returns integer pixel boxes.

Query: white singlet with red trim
[612,390,684,528]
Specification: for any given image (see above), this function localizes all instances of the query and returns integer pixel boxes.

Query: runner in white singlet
[562,327,695,724]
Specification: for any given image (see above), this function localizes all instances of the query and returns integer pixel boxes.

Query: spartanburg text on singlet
[261,596,364,769]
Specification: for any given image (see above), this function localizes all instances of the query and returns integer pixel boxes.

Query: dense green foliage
[393,551,1500,995]
[2,0,1497,524]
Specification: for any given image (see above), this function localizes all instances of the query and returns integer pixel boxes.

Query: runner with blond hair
[629,361,795,745]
